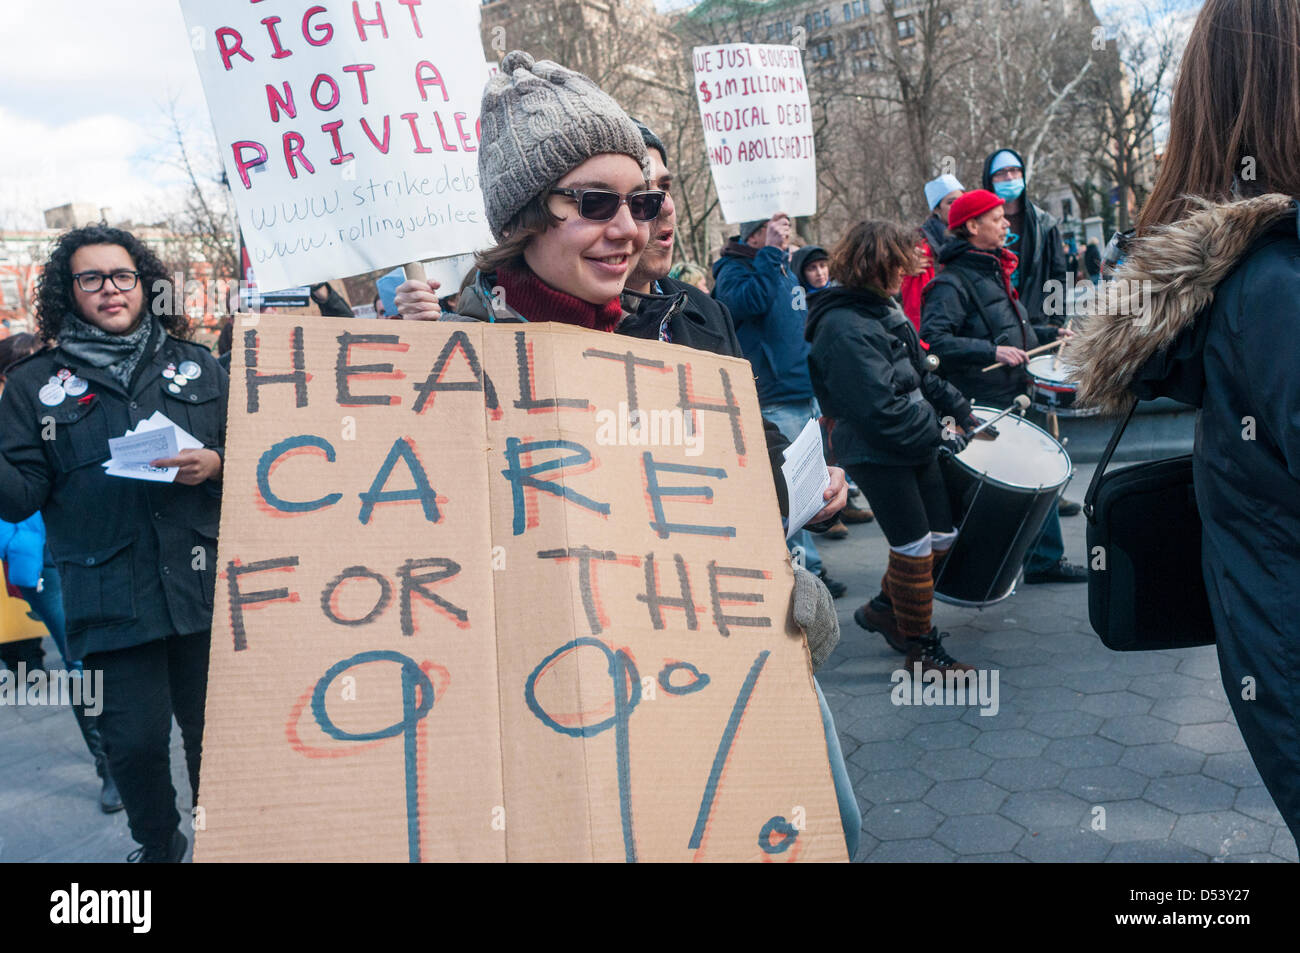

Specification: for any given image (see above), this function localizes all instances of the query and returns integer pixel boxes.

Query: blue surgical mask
[993,179,1025,201]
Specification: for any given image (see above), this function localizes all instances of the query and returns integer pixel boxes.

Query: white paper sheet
[782,417,831,540]
[103,412,202,482]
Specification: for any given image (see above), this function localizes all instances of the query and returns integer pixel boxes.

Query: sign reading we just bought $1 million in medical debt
[693,43,817,224]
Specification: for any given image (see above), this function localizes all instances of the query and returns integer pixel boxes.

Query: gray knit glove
[792,566,840,671]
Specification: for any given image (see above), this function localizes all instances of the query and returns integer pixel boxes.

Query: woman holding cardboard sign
[393,51,859,858]
[0,225,228,862]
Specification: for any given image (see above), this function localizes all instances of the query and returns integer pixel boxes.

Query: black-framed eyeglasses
[72,270,140,293]
[549,188,665,222]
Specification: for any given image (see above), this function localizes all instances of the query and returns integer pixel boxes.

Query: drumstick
[981,338,1063,373]
[1052,318,1073,371]
[968,395,1031,437]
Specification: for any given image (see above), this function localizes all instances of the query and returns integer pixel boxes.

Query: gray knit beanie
[478,51,651,240]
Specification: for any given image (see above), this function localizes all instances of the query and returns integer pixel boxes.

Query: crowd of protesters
[2,0,1298,861]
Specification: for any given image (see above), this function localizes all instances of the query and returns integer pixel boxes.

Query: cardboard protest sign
[693,43,817,223]
[196,316,845,862]
[180,0,494,292]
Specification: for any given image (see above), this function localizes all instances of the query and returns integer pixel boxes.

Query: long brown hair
[1139,0,1300,233]
[828,220,919,293]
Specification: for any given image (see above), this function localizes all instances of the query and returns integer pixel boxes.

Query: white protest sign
[693,44,817,224]
[180,0,495,291]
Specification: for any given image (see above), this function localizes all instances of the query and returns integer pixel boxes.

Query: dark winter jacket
[920,240,1059,405]
[711,242,813,406]
[807,286,970,467]
[981,148,1068,325]
[1070,193,1300,840]
[0,327,226,660]
[453,269,795,515]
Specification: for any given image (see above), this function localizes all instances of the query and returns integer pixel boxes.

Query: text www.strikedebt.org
[1113,913,1250,927]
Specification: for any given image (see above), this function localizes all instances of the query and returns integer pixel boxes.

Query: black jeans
[847,458,954,548]
[83,631,211,847]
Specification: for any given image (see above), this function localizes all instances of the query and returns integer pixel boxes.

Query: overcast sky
[0,0,1201,230]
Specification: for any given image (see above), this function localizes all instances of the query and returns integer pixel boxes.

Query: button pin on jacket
[39,382,65,406]
[56,368,72,381]
[63,375,87,397]
[162,367,176,380]
[168,383,182,394]
[178,360,201,380]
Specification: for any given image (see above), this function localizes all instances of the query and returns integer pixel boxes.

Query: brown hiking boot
[854,597,909,653]
[905,628,975,674]
[841,504,874,524]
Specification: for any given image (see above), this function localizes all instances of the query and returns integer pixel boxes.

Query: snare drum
[1026,355,1099,417]
[935,406,1072,607]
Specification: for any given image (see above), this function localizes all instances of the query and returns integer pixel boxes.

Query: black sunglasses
[549,188,665,222]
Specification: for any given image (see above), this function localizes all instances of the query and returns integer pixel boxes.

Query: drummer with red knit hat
[920,189,1087,584]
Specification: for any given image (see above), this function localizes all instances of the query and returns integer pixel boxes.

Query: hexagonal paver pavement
[1272,828,1298,862]
[861,801,944,841]
[1079,691,1152,717]
[1000,790,1091,831]
[1233,786,1284,826]
[913,748,993,782]
[1027,709,1103,739]
[972,728,1049,759]
[1060,766,1149,802]
[934,814,1026,854]
[1149,696,1230,725]
[1144,775,1236,814]
[1105,840,1208,862]
[1044,734,1125,768]
[1203,751,1265,787]
[1171,811,1277,858]
[1091,799,1178,842]
[847,739,923,773]
[905,720,979,750]
[1175,723,1247,755]
[923,779,1008,817]
[865,837,955,862]
[1129,672,1217,700]
[1118,743,1206,779]
[983,757,1066,793]
[855,768,934,805]
[1015,827,1112,862]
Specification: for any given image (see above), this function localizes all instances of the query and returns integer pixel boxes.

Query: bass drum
[935,406,1072,607]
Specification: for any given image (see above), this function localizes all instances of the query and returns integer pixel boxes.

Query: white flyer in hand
[104,413,202,482]
[107,427,179,467]
[782,417,831,540]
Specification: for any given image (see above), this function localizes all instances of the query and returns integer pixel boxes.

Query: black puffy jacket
[920,240,1058,405]
[806,287,970,467]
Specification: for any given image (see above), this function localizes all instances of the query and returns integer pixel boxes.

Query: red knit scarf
[496,263,623,332]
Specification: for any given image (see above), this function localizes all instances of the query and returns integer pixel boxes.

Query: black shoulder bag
[1083,403,1216,650]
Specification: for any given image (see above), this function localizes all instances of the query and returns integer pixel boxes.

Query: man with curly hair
[0,225,227,862]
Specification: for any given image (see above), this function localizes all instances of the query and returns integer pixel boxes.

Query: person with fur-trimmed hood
[1068,0,1300,846]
